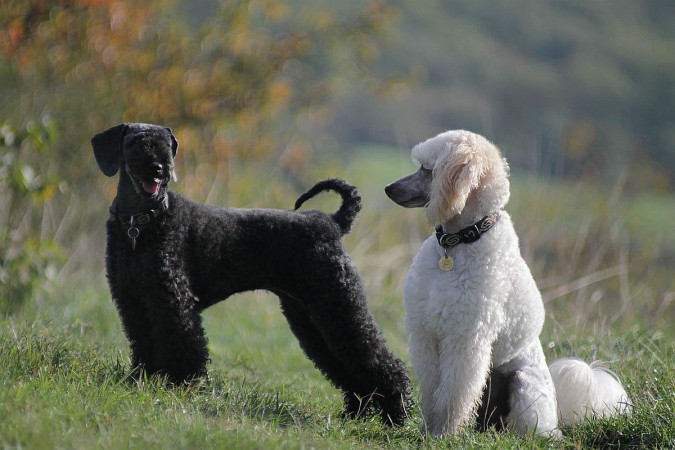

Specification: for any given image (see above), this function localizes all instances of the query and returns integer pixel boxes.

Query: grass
[1,149,674,448]
[1,320,673,449]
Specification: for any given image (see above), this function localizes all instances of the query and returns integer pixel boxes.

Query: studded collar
[435,212,500,249]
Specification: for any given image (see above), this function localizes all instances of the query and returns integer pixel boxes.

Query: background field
[2,150,674,449]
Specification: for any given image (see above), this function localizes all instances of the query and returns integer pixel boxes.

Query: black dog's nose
[150,162,163,174]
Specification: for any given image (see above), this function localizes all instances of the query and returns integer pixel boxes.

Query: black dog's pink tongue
[143,180,160,194]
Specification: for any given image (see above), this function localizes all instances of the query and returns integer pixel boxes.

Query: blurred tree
[0,0,395,309]
[1,0,395,189]
[0,120,64,312]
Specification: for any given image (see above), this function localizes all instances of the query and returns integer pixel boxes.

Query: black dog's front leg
[114,285,209,384]
[112,294,157,380]
[144,285,209,384]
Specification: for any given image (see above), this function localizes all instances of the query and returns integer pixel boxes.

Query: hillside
[315,0,675,188]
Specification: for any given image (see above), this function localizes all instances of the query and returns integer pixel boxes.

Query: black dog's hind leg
[279,296,366,413]
[313,289,410,426]
[278,266,410,425]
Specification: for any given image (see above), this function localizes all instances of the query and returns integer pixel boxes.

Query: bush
[0,119,64,313]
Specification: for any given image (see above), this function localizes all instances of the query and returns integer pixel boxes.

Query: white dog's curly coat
[385,130,630,437]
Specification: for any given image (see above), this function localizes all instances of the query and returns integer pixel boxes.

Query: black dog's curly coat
[92,123,410,425]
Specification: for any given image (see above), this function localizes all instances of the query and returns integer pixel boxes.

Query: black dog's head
[92,123,178,201]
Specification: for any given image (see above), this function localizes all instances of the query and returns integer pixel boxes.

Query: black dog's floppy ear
[92,123,128,177]
[165,127,178,157]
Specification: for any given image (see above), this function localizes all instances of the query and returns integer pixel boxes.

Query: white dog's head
[385,130,510,226]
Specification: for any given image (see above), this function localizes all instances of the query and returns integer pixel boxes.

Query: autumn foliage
[4,0,390,165]
[0,0,393,308]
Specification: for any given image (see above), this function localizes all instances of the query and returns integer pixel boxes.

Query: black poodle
[91,123,410,425]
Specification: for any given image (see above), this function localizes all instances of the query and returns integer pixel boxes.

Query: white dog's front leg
[425,333,493,436]
[407,325,441,433]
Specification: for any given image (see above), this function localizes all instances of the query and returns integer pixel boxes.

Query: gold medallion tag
[438,256,454,271]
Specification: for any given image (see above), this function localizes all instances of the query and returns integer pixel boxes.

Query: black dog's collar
[109,195,170,226]
[109,196,169,251]
[435,212,500,249]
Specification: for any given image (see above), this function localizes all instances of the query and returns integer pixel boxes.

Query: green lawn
[1,151,673,448]
[2,309,673,449]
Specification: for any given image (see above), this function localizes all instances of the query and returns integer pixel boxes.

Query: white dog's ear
[426,141,488,225]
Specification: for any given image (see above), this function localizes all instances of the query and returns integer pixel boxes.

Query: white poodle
[385,130,630,437]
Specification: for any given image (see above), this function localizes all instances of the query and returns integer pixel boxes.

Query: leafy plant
[0,119,64,313]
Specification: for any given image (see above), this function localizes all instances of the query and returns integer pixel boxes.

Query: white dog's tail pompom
[548,358,631,426]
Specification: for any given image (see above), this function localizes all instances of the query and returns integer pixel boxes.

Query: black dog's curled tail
[294,178,361,235]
